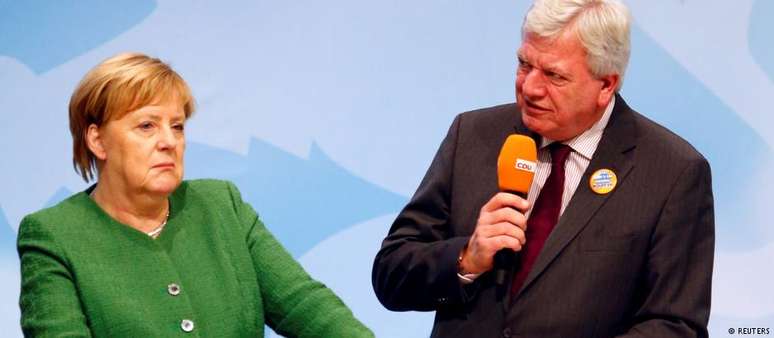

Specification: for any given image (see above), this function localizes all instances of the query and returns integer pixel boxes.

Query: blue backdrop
[1,1,772,336]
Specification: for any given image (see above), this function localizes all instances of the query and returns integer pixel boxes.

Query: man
[372,0,714,337]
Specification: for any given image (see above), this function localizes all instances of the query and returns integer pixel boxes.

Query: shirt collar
[539,97,615,160]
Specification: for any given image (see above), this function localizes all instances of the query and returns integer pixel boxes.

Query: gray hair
[522,0,631,91]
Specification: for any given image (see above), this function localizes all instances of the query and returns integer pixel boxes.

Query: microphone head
[497,134,537,194]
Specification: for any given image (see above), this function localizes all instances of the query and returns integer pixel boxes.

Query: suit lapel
[514,95,638,297]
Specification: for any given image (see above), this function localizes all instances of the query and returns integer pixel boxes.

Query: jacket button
[168,283,181,296]
[181,319,195,332]
[503,328,512,338]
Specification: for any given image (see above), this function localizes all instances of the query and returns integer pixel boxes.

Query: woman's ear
[85,124,107,161]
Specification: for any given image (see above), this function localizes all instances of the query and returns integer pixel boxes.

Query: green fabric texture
[18,179,373,337]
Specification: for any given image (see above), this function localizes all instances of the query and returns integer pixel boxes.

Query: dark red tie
[511,143,572,295]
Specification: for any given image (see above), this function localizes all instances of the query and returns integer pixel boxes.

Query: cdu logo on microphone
[515,158,536,172]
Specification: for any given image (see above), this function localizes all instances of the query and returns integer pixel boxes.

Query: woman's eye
[173,124,185,132]
[138,122,153,130]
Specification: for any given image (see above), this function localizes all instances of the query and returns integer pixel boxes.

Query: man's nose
[520,69,546,99]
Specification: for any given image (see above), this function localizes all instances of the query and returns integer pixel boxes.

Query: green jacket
[18,179,373,337]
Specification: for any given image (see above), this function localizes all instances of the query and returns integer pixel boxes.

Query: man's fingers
[477,223,526,245]
[481,192,529,213]
[489,235,523,253]
[479,208,527,230]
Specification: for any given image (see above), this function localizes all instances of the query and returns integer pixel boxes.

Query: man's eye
[546,72,565,82]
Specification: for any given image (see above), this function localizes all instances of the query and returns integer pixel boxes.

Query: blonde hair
[523,0,631,90]
[69,52,195,182]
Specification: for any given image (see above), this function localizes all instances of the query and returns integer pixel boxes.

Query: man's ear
[85,124,107,161]
[597,73,620,107]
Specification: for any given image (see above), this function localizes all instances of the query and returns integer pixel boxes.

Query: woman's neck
[91,179,169,234]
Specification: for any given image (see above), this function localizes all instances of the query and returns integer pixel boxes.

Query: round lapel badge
[590,169,617,195]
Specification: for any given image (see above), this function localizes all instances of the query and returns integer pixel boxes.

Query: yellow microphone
[497,135,537,196]
[493,135,537,286]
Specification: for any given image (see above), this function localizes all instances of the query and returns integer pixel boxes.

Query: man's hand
[459,192,529,274]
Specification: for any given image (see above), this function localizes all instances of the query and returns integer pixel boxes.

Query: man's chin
[521,113,544,132]
[522,116,564,140]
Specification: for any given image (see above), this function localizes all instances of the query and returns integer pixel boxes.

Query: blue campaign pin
[589,168,617,194]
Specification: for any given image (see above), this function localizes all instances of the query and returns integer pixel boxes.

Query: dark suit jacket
[372,96,714,338]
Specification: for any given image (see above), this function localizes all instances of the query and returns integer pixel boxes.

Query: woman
[18,53,373,337]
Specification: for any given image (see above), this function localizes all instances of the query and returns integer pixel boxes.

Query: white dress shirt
[527,97,615,219]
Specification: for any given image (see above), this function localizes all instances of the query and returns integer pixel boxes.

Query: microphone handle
[493,249,516,286]
[493,190,528,287]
